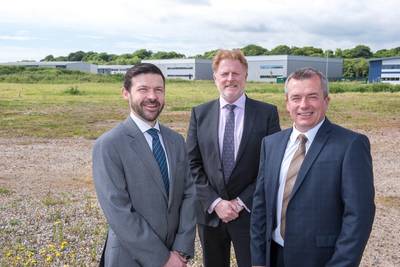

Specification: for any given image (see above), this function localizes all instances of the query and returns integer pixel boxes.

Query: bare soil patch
[0,127,399,266]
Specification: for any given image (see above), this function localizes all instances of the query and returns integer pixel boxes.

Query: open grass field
[0,80,399,266]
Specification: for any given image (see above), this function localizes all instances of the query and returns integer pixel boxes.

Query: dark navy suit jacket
[251,119,375,267]
[187,96,281,227]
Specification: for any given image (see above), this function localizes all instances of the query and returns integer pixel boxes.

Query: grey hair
[284,67,329,96]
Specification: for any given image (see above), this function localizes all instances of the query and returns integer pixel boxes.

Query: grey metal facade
[142,58,213,80]
[246,55,343,82]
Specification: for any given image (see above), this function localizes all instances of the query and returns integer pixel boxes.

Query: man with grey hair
[251,67,375,267]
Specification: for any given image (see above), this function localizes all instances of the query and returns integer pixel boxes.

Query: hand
[163,252,187,267]
[172,251,189,264]
[214,200,239,223]
[230,199,244,213]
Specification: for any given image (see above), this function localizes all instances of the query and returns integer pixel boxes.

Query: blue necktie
[222,104,236,183]
[147,128,169,196]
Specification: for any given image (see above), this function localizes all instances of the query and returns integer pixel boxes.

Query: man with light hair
[187,49,281,267]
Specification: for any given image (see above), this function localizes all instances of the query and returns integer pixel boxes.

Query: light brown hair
[212,49,248,73]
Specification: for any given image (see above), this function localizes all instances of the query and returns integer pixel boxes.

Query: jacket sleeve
[186,108,220,211]
[326,134,375,267]
[92,137,170,266]
[172,137,196,258]
[250,138,267,266]
[237,105,281,208]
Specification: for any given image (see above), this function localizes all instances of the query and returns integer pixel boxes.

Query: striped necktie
[147,128,169,197]
[281,134,308,238]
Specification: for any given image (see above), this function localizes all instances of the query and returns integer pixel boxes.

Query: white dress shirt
[208,93,250,214]
[129,112,171,182]
[273,118,325,246]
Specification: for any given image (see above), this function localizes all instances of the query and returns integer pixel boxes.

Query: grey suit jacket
[251,119,375,267]
[93,117,196,267]
[187,96,281,226]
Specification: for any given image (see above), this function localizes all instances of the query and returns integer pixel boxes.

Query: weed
[63,86,83,95]
[0,186,12,195]
[42,192,66,206]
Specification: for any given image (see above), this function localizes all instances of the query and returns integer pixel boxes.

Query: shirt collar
[290,118,325,144]
[219,93,246,110]
[130,112,160,133]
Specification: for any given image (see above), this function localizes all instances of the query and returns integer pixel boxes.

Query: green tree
[41,55,55,61]
[351,45,373,58]
[270,45,291,55]
[241,44,268,56]
[335,48,343,58]
[343,58,369,79]
[67,51,86,61]
[132,49,153,59]
[151,51,185,59]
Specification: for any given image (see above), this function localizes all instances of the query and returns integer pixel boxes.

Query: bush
[63,86,83,95]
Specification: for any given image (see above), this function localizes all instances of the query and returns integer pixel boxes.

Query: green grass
[0,186,12,195]
[0,81,399,138]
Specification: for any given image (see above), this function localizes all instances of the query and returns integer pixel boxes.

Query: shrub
[63,86,83,95]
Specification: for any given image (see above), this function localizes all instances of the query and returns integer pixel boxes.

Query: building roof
[142,58,211,64]
[368,56,400,62]
[245,55,342,62]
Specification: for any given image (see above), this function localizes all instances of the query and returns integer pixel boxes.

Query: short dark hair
[284,67,329,96]
[123,63,165,91]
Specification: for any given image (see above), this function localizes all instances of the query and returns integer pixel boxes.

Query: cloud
[0,0,399,61]
[0,35,33,41]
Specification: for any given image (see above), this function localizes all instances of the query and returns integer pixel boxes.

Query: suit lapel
[122,117,169,201]
[290,119,332,199]
[160,125,177,208]
[235,96,256,165]
[209,100,225,189]
[270,129,292,207]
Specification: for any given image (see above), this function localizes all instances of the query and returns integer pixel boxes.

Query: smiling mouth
[298,112,313,116]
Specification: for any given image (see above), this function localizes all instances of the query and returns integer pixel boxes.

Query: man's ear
[122,87,129,100]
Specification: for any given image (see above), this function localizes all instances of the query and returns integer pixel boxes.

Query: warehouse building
[1,55,343,82]
[368,57,400,84]
[97,65,133,74]
[246,55,343,82]
[0,61,98,73]
[142,58,213,80]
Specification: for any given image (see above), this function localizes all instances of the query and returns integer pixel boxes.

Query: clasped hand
[214,199,243,223]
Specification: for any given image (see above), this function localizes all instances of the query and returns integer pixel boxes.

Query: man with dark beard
[93,63,196,267]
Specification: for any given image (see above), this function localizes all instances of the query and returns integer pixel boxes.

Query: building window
[382,64,400,69]
[167,74,193,79]
[381,77,400,81]
[260,75,282,78]
[260,65,283,70]
[167,67,193,70]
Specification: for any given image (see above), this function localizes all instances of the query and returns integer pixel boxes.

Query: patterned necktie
[222,104,236,183]
[147,128,169,197]
[281,134,308,238]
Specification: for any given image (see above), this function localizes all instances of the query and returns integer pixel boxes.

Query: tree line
[41,44,400,80]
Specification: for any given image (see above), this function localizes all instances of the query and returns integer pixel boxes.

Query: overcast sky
[1,0,399,62]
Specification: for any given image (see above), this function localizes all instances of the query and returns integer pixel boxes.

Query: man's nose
[147,90,157,99]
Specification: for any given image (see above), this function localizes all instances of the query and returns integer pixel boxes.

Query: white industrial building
[0,61,98,73]
[1,55,343,82]
[368,57,400,84]
[97,65,133,75]
[246,55,343,82]
[142,58,213,80]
